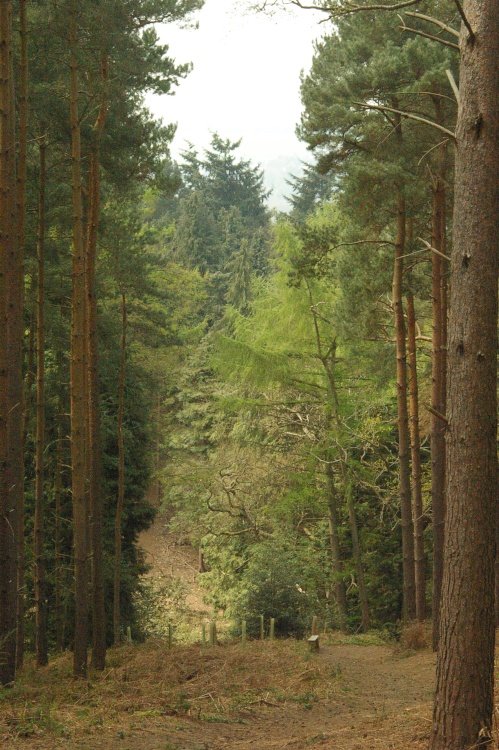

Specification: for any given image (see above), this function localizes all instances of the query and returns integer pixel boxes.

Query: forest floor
[0,636,436,750]
[0,511,439,749]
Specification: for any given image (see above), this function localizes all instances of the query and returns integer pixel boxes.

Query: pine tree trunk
[392,192,416,622]
[156,394,162,506]
[34,140,48,667]
[69,5,88,679]
[86,53,108,671]
[406,294,425,622]
[0,0,19,686]
[114,292,127,645]
[430,2,498,746]
[430,181,446,650]
[17,305,34,668]
[0,0,12,689]
[54,405,64,652]
[15,0,28,671]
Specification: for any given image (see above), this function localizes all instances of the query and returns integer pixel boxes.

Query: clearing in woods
[0,513,437,750]
[0,638,435,750]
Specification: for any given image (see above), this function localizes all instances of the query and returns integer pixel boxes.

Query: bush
[228,537,323,637]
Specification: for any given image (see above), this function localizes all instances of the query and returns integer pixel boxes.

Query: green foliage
[228,537,326,637]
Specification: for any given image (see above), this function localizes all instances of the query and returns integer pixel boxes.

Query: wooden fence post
[241,620,247,643]
[259,615,264,640]
[209,621,217,646]
[270,618,275,641]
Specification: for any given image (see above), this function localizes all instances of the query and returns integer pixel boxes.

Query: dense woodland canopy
[0,2,497,750]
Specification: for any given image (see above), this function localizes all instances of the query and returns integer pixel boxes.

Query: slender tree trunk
[305,280,367,632]
[113,292,127,645]
[0,0,12,689]
[69,5,88,679]
[345,481,370,631]
[430,180,446,649]
[17,304,35,668]
[86,54,108,669]
[430,2,498,747]
[325,456,348,632]
[34,141,48,667]
[156,394,162,506]
[0,0,19,686]
[406,294,425,622]
[54,405,64,652]
[15,0,28,671]
[392,192,416,621]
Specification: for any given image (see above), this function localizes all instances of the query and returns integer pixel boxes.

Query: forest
[0,1,497,750]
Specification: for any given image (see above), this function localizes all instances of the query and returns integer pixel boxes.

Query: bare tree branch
[399,22,459,50]
[354,101,456,140]
[291,0,422,17]
[418,237,451,262]
[452,0,475,41]
[446,69,460,103]
[417,137,451,167]
[404,11,460,38]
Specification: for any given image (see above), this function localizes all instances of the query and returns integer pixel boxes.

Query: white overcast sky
[146,0,325,208]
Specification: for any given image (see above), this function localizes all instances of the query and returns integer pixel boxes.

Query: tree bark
[69,5,88,679]
[430,2,498,747]
[345,481,370,631]
[325,456,348,632]
[15,0,28,671]
[54,402,64,652]
[34,140,48,667]
[430,179,446,650]
[406,294,425,622]
[86,53,108,671]
[113,292,127,645]
[392,192,416,622]
[0,0,19,686]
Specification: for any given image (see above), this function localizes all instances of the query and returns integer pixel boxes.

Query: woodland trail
[2,510,436,750]
[114,643,435,750]
[130,512,435,750]
[119,642,436,750]
[139,511,211,619]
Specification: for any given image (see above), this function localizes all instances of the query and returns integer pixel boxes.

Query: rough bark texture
[34,141,48,667]
[430,2,498,747]
[113,293,127,645]
[406,294,425,622]
[86,53,108,671]
[392,193,416,621]
[54,407,64,652]
[0,0,12,688]
[430,181,446,650]
[15,0,28,670]
[69,7,88,679]
[0,0,19,686]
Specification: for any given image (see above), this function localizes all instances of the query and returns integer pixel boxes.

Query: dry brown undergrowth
[0,638,341,743]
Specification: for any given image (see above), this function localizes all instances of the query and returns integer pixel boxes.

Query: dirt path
[129,512,435,750]
[140,644,434,750]
[139,517,210,618]
[32,642,432,750]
